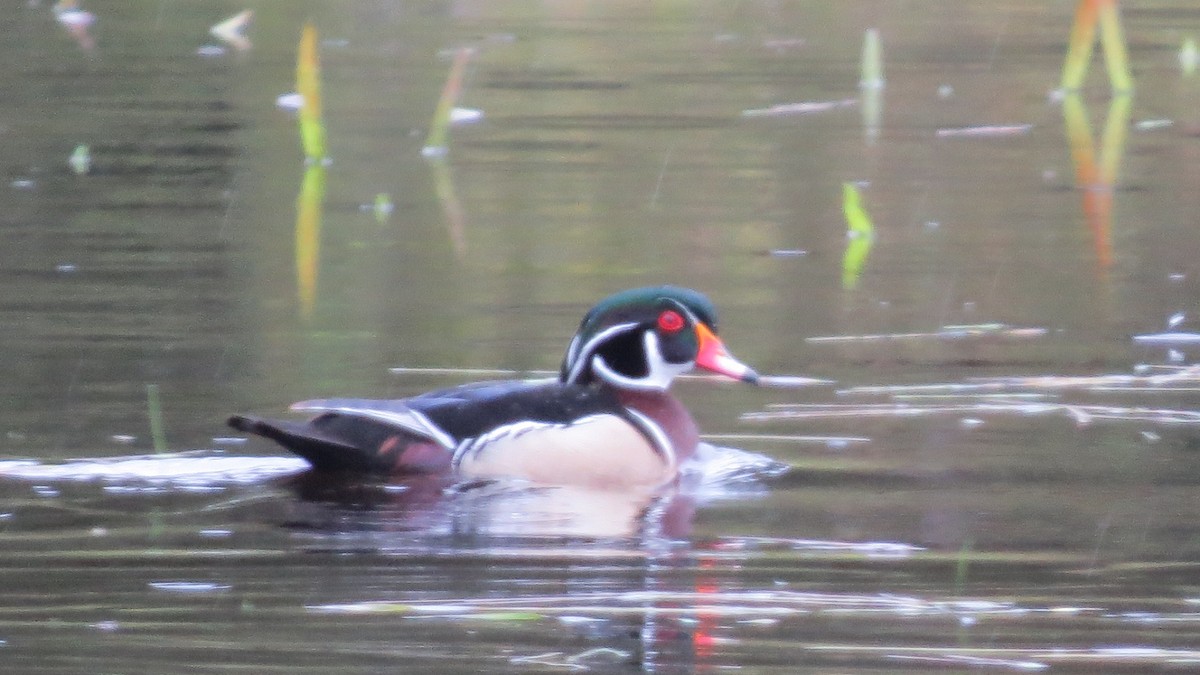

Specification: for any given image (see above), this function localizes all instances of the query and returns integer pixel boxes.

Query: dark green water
[2,1,1200,672]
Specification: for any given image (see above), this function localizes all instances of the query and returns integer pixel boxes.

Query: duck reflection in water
[284,439,782,539]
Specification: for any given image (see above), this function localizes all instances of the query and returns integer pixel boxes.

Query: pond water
[3,1,1200,672]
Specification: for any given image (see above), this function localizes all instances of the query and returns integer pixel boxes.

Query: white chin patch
[592,332,691,391]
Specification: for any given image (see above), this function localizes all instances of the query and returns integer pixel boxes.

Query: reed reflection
[294,164,326,319]
[1061,93,1131,273]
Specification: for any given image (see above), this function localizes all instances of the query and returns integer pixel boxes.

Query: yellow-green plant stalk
[841,182,875,290]
[1061,0,1133,93]
[1097,0,1133,93]
[859,29,884,90]
[296,22,327,162]
[1180,37,1197,76]
[422,47,473,156]
[146,384,167,453]
[69,144,90,175]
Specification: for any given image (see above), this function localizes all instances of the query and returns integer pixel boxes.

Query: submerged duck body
[229,286,758,490]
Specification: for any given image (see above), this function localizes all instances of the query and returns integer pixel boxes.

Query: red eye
[657,309,685,333]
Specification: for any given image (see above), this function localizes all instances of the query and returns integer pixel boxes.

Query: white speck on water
[1169,272,1186,282]
[199,529,233,538]
[55,263,77,273]
[1134,119,1173,131]
[110,434,136,445]
[769,249,808,258]
[90,526,108,537]
[11,179,35,190]
[195,45,226,57]
[963,301,977,312]
[149,581,231,594]
[960,418,984,429]
[275,92,304,110]
[937,84,954,98]
[1140,431,1161,443]
[90,620,120,632]
[925,220,940,230]
[1168,349,1185,363]
[211,436,247,446]
[1168,312,1186,329]
[32,485,59,498]
[450,107,483,125]
[1042,168,1058,182]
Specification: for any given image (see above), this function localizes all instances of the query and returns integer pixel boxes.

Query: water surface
[2,1,1200,672]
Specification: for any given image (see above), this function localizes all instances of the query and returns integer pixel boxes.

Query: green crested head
[559,286,756,390]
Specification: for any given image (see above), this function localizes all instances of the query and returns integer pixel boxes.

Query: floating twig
[936,124,1032,138]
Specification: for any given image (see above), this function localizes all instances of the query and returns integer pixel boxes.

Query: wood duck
[228,286,758,490]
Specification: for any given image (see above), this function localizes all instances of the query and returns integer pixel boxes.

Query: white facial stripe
[592,331,692,391]
[565,322,640,384]
[623,408,676,470]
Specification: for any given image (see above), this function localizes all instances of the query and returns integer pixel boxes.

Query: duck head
[560,286,758,391]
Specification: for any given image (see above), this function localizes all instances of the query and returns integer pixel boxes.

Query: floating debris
[702,433,870,446]
[756,374,836,388]
[1133,119,1172,131]
[372,192,394,221]
[195,45,226,57]
[389,366,556,378]
[275,92,304,111]
[53,0,94,27]
[763,37,806,51]
[10,179,35,190]
[1133,332,1200,345]
[936,124,1033,138]
[840,366,1200,396]
[0,453,305,485]
[210,436,247,446]
[209,9,252,52]
[743,402,1200,427]
[68,144,90,175]
[149,582,231,594]
[807,324,1047,344]
[52,0,95,50]
[450,107,483,125]
[741,98,855,118]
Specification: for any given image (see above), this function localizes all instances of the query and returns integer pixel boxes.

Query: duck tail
[227,414,382,473]
[227,414,452,475]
